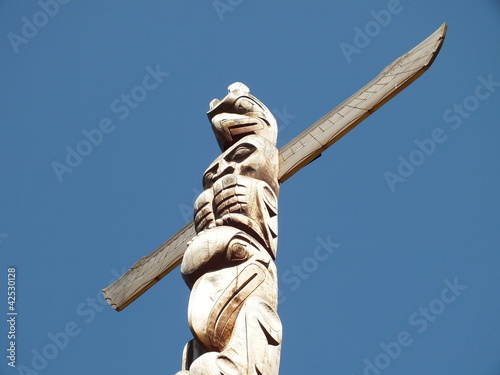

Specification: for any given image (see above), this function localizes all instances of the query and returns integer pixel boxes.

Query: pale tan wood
[180,83,282,373]
[103,23,447,312]
[103,221,195,310]
[278,22,447,183]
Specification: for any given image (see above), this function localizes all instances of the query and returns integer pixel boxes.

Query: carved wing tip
[422,22,448,70]
[439,22,448,36]
[109,302,119,311]
[435,22,448,47]
[102,289,119,311]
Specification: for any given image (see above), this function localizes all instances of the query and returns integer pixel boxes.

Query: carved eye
[229,242,248,261]
[235,98,254,112]
[226,143,256,163]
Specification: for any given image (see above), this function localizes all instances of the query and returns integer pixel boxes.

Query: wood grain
[103,23,447,311]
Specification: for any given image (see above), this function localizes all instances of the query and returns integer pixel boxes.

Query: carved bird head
[207,82,278,152]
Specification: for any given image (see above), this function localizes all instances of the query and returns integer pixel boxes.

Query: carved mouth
[228,120,264,136]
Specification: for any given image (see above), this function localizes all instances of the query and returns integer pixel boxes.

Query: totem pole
[176,82,281,374]
[102,23,447,375]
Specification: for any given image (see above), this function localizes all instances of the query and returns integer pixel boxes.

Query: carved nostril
[203,163,219,188]
[215,166,235,181]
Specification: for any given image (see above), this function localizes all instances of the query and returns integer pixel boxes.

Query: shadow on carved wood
[102,23,447,375]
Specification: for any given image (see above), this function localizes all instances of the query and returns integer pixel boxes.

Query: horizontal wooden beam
[103,23,447,312]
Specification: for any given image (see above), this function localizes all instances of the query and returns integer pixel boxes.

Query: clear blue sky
[1,1,499,374]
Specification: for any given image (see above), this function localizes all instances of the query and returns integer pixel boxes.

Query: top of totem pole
[207,82,278,151]
[102,23,448,313]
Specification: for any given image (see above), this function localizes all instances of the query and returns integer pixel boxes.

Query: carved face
[207,82,278,151]
[202,135,279,195]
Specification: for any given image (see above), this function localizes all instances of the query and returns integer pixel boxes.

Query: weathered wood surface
[278,22,447,183]
[103,23,447,312]
[104,221,195,310]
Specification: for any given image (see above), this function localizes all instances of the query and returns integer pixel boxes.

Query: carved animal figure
[176,83,282,375]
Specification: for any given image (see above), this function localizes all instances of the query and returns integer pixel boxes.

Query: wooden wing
[278,22,447,183]
[103,23,447,311]
[103,222,195,311]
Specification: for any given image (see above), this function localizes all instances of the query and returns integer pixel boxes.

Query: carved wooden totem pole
[102,23,447,375]
[177,82,282,374]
